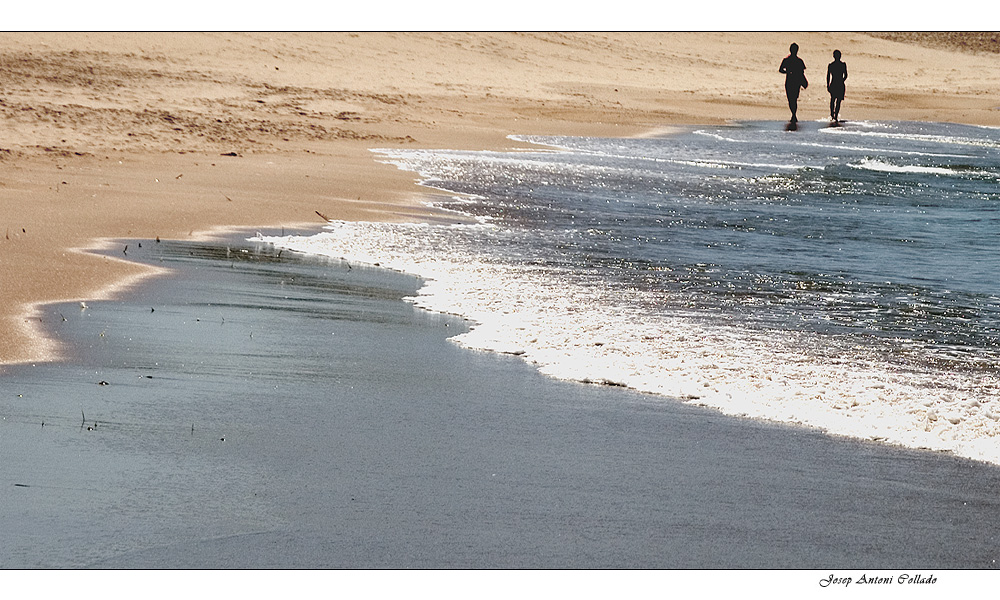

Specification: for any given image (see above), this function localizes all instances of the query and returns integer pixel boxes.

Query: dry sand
[3,31,1000,365]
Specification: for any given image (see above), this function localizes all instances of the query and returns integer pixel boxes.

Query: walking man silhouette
[779,43,807,123]
[827,49,848,122]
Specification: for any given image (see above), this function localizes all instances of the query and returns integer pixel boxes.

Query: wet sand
[3,234,1000,569]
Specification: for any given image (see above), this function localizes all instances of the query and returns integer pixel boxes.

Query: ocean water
[255,120,1000,465]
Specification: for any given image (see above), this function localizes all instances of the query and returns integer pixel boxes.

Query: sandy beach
[5,32,1000,575]
[4,31,1000,365]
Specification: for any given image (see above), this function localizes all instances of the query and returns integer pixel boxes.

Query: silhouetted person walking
[827,49,848,122]
[779,43,808,123]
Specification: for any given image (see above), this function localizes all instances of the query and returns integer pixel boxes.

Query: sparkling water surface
[256,120,1000,464]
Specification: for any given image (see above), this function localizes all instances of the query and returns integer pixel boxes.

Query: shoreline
[6,233,1000,568]
[5,32,1000,366]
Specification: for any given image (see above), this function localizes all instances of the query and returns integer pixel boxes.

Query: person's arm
[844,63,848,81]
[827,64,833,88]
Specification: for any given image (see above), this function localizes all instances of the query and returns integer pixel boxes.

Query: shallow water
[257,120,1000,464]
[4,237,1000,568]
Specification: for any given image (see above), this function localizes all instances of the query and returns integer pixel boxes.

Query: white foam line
[852,158,995,177]
[251,222,1000,467]
[801,140,972,159]
[825,129,1000,149]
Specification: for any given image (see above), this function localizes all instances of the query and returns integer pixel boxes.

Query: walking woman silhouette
[827,49,848,122]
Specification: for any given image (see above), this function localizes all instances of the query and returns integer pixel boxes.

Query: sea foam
[253,120,1000,465]
[254,219,1000,466]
